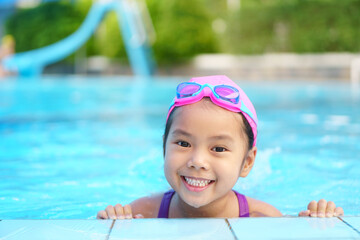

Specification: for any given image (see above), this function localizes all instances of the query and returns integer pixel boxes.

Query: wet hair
[162,106,255,156]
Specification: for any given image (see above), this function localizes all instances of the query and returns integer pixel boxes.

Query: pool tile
[110,218,234,240]
[341,217,360,231]
[229,217,360,239]
[0,220,113,240]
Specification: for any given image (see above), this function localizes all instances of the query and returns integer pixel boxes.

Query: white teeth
[184,177,211,187]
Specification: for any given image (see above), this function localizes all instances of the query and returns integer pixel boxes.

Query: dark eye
[212,147,226,152]
[177,141,190,148]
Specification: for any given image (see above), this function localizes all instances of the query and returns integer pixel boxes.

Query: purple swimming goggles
[166,75,258,147]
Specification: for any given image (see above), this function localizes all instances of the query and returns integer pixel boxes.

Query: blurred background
[0,0,359,219]
[1,0,360,80]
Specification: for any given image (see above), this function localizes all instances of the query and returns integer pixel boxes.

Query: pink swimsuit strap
[157,189,249,218]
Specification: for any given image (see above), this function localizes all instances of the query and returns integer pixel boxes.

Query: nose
[186,148,210,171]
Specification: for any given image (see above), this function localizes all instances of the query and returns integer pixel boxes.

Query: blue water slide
[2,0,156,77]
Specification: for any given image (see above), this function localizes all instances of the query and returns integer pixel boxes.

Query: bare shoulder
[246,196,282,217]
[130,192,164,218]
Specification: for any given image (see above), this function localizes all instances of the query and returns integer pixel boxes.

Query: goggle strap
[240,100,255,121]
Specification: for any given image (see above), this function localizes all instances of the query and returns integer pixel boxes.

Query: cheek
[164,145,189,176]
[215,158,243,181]
[163,156,172,184]
[163,149,178,176]
[163,152,182,189]
[163,153,171,172]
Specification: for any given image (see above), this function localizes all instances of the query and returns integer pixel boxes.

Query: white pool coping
[0,217,359,240]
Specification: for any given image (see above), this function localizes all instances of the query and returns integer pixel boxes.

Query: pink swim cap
[167,75,258,146]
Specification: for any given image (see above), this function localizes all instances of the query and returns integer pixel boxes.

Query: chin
[187,201,203,209]
[181,194,210,209]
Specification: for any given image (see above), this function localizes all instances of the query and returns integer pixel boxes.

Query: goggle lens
[176,83,240,104]
[214,85,239,104]
[177,83,201,98]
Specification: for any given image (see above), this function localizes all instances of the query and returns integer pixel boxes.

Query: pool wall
[1,217,360,239]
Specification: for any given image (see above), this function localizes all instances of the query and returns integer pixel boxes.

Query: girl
[97,75,344,219]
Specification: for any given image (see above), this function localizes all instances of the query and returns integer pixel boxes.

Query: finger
[298,210,310,217]
[334,207,344,217]
[97,210,109,219]
[317,199,327,218]
[114,204,125,219]
[308,200,318,217]
[105,205,117,220]
[325,201,336,217]
[134,214,144,219]
[123,204,133,219]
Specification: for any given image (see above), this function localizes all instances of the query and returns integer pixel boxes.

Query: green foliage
[5,0,217,65]
[286,0,360,53]
[73,0,128,62]
[225,7,275,54]
[92,12,127,62]
[5,0,360,66]
[225,0,360,54]
[147,0,218,64]
[5,1,84,55]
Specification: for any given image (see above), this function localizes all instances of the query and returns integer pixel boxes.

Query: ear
[240,146,257,177]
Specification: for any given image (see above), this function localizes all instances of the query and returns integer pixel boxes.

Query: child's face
[164,99,255,208]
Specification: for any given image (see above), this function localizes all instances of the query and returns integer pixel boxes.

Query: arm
[96,193,163,219]
[246,196,283,217]
[130,193,163,218]
[246,197,344,218]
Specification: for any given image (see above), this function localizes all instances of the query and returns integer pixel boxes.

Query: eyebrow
[171,129,234,142]
[171,129,192,138]
[209,135,234,141]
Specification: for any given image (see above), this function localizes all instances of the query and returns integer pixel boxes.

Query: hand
[299,199,344,218]
[97,204,144,219]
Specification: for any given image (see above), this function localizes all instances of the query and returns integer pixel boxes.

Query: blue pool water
[0,76,359,219]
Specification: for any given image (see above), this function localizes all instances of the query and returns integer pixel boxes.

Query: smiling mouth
[181,176,215,188]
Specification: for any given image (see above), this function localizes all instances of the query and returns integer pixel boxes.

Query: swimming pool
[0,76,359,219]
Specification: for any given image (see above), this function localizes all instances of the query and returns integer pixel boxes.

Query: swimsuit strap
[157,190,176,218]
[157,189,249,218]
[234,190,250,217]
